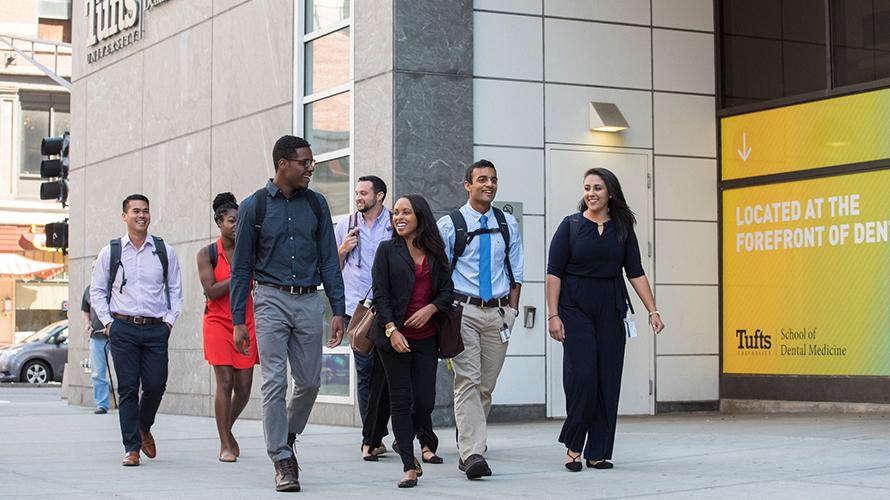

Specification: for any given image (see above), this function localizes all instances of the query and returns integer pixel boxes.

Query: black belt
[112,313,164,325]
[257,283,318,295]
[454,293,509,308]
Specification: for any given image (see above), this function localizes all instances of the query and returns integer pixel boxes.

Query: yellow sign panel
[721,88,890,180]
[723,170,890,375]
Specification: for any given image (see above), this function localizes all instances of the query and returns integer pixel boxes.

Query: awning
[0,253,65,280]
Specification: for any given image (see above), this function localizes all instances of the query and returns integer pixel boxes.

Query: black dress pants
[108,319,169,453]
[377,335,438,471]
[557,276,627,461]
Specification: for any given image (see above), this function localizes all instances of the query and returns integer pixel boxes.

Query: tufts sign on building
[84,0,173,64]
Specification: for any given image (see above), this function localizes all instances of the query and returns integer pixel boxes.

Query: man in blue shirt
[230,135,345,493]
[335,176,391,442]
[437,160,524,479]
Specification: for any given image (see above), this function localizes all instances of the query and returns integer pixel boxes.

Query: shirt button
[288,218,292,221]
[289,236,293,240]
[291,256,295,259]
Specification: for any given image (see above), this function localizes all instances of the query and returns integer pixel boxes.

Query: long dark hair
[393,194,449,267]
[577,168,636,242]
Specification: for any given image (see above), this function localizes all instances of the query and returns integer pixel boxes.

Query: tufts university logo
[735,329,771,350]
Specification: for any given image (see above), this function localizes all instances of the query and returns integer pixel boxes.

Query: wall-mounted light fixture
[589,102,629,133]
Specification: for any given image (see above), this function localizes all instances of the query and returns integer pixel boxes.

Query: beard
[357,200,377,213]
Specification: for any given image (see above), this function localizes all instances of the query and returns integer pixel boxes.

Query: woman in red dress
[197,192,259,462]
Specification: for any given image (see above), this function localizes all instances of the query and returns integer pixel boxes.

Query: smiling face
[464,166,498,206]
[392,197,418,239]
[583,174,610,213]
[276,146,315,190]
[122,199,150,235]
[216,208,237,240]
[355,180,382,213]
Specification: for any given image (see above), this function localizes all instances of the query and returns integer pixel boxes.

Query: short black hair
[122,194,149,213]
[272,135,311,171]
[357,175,387,201]
[465,159,496,183]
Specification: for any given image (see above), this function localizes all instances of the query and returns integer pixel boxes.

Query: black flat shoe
[587,459,614,469]
[565,451,582,472]
[398,478,417,488]
[422,451,443,464]
[361,444,378,462]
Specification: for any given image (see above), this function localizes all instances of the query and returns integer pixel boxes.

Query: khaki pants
[451,303,516,460]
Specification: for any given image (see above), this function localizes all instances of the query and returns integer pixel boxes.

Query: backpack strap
[305,189,323,238]
[568,213,582,259]
[448,209,468,270]
[491,207,516,288]
[207,242,218,270]
[151,235,171,310]
[106,238,122,304]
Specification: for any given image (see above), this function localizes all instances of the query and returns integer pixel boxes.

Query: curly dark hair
[212,192,238,223]
[577,167,637,242]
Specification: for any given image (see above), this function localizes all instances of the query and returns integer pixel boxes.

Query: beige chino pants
[451,303,516,460]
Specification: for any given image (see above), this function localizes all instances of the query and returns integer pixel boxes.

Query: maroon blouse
[401,257,437,340]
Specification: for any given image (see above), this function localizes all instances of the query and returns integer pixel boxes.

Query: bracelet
[648,310,661,317]
[547,314,559,320]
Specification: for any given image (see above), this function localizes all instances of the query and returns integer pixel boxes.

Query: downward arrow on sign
[737,132,752,162]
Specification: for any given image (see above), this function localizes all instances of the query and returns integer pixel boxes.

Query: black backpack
[251,187,322,257]
[448,207,516,287]
[207,242,219,269]
[106,236,170,308]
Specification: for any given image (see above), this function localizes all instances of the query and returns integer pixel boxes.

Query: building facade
[63,0,890,423]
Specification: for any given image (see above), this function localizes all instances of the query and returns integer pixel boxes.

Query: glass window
[304,92,349,156]
[21,108,51,176]
[313,156,350,216]
[52,110,70,136]
[305,0,350,34]
[317,290,351,397]
[305,27,350,95]
[720,0,827,109]
[831,0,890,86]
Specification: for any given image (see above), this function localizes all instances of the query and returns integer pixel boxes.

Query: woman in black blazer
[370,194,454,488]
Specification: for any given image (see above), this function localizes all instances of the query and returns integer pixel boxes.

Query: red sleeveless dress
[203,239,259,368]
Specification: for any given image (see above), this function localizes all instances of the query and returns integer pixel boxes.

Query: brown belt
[112,313,164,325]
[453,293,509,308]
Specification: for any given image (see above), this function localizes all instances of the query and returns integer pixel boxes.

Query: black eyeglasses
[284,157,316,169]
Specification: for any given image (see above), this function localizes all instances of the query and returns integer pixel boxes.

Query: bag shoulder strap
[568,213,582,257]
[151,235,171,309]
[448,209,468,270]
[491,207,516,287]
[207,242,218,270]
[106,238,121,304]
[305,189,323,238]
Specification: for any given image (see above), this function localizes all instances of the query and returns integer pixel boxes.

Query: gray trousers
[254,285,324,462]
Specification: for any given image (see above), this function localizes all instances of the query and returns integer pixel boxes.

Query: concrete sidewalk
[1,386,889,499]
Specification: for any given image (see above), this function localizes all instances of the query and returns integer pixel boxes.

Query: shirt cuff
[163,313,178,326]
[332,304,346,317]
[98,313,113,326]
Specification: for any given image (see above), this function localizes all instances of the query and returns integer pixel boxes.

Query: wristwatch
[385,325,397,338]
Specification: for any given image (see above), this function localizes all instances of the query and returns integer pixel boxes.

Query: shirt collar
[463,202,494,222]
[122,233,154,251]
[265,179,307,199]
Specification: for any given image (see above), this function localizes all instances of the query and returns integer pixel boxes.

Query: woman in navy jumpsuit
[546,167,664,471]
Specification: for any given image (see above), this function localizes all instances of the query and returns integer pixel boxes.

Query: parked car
[0,320,69,384]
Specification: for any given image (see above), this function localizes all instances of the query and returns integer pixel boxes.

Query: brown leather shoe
[122,452,140,466]
[140,429,156,459]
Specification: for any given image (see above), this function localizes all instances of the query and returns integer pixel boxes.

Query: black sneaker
[274,457,301,492]
[94,408,108,415]
[463,454,491,480]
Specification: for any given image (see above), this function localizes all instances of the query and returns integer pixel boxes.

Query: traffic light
[44,220,68,250]
[40,132,69,205]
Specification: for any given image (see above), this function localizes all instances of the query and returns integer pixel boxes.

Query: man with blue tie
[437,159,523,480]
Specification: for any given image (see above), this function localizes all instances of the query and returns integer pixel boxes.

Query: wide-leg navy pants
[557,275,627,460]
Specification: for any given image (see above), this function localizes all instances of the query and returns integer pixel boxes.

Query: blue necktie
[479,215,492,301]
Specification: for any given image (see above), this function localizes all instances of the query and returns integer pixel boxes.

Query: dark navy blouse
[547,214,645,280]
